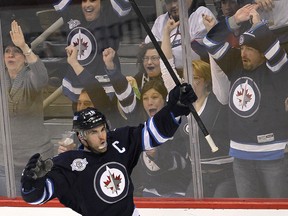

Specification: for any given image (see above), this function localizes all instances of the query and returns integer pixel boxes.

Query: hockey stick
[128,0,218,152]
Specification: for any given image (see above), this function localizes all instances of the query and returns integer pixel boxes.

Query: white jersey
[258,0,288,30]
[145,6,216,69]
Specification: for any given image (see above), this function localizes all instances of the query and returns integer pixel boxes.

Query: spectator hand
[103,47,115,70]
[10,20,26,49]
[65,45,84,75]
[58,142,77,154]
[249,9,261,25]
[164,18,180,34]
[66,45,79,65]
[233,4,259,25]
[255,0,274,11]
[202,14,217,32]
[126,76,141,99]
[167,83,197,117]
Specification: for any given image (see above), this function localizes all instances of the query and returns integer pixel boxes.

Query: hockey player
[20,83,197,216]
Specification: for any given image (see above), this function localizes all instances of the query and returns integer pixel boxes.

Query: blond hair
[192,60,212,91]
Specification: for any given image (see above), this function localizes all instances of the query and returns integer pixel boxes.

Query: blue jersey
[204,20,288,160]
[21,106,180,216]
[58,0,132,114]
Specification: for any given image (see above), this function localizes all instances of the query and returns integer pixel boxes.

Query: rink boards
[1,197,288,215]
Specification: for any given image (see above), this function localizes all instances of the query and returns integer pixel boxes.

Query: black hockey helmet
[73,107,108,131]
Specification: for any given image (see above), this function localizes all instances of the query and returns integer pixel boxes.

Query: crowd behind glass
[0,0,287,199]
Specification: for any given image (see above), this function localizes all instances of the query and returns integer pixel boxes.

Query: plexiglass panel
[0,0,287,202]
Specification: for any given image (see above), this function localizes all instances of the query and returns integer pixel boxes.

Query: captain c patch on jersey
[229,77,261,118]
[94,162,129,204]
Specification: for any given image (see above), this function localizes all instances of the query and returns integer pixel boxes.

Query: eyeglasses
[142,56,160,63]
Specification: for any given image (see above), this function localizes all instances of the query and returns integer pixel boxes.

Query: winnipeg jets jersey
[203,20,288,160]
[59,0,132,105]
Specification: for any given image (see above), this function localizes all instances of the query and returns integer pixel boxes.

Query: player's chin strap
[128,0,218,153]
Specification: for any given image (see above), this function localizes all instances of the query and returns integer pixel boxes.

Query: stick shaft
[129,0,180,86]
[129,0,218,152]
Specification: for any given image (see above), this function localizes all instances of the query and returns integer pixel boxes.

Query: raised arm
[161,18,180,60]
[202,15,230,104]
[245,9,288,72]
[10,20,37,63]
[65,45,84,76]
[202,14,217,33]
[228,4,259,30]
[10,20,48,90]
[103,48,136,114]
[160,19,182,92]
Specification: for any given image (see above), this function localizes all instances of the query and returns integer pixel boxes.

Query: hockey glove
[167,83,197,117]
[21,153,53,191]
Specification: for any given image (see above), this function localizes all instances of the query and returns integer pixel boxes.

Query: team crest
[142,152,160,171]
[71,158,88,171]
[229,77,260,118]
[239,35,245,46]
[94,162,129,204]
[67,27,97,66]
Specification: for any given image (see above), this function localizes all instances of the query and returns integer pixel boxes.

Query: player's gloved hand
[21,153,53,191]
[167,83,197,117]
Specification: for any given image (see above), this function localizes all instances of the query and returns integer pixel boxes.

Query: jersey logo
[142,152,160,171]
[229,77,260,118]
[71,158,88,171]
[94,162,129,204]
[67,27,97,66]
[171,38,181,48]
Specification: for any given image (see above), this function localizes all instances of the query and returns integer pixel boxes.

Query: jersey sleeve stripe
[115,84,133,101]
[147,117,171,144]
[110,0,132,17]
[266,53,288,72]
[265,40,281,60]
[29,179,54,205]
[142,122,153,151]
[53,0,71,11]
[118,94,137,114]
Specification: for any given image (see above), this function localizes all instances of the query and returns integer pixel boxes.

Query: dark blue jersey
[21,106,180,216]
[204,20,288,160]
[59,0,133,126]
